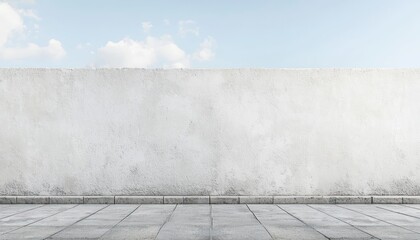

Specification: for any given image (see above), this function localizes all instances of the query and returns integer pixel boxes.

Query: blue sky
[1,0,420,68]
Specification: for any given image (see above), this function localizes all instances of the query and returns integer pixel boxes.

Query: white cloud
[141,21,152,33]
[4,0,37,5]
[96,20,215,68]
[193,37,215,61]
[0,2,65,60]
[178,20,199,36]
[0,2,23,46]
[18,8,39,20]
[96,36,189,68]
[0,39,65,60]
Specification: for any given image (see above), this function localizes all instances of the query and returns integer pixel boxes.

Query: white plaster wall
[0,69,420,196]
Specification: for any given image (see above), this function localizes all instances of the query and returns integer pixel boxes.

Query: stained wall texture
[0,69,420,196]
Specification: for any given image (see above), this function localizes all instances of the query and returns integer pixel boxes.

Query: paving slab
[0,205,107,239]
[101,204,176,239]
[33,205,107,227]
[0,205,75,235]
[310,204,420,239]
[49,205,137,239]
[279,204,374,239]
[248,204,327,239]
[0,205,43,219]
[156,205,211,240]
[212,204,272,240]
[360,226,420,240]
[405,204,420,210]
[0,226,63,240]
[340,204,420,233]
[377,204,420,219]
[102,225,162,240]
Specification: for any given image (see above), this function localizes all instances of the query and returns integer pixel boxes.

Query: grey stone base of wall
[1,196,420,204]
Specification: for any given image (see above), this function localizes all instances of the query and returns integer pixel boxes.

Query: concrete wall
[1,69,420,196]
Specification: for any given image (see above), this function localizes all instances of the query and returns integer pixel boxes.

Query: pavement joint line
[337,204,420,234]
[1,204,79,236]
[153,204,177,240]
[375,205,420,220]
[98,204,142,239]
[44,204,110,239]
[209,204,213,240]
[0,204,44,220]
[276,204,330,240]
[307,204,378,239]
[404,204,420,211]
[246,204,274,240]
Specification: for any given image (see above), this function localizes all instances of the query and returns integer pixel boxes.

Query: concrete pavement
[1,204,420,239]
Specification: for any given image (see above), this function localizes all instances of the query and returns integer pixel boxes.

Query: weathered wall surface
[1,69,420,196]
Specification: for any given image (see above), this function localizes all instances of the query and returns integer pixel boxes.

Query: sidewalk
[1,204,420,239]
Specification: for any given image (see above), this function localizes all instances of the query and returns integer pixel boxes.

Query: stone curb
[115,196,163,204]
[303,196,335,204]
[83,196,115,204]
[164,196,183,204]
[210,196,239,204]
[274,196,305,204]
[0,196,17,204]
[183,196,210,204]
[50,196,83,204]
[1,196,418,204]
[403,196,420,204]
[372,196,403,204]
[16,196,50,204]
[334,196,372,204]
[239,196,273,204]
